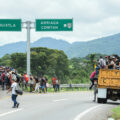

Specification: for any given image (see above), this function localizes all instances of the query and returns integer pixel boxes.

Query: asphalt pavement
[0,91,118,120]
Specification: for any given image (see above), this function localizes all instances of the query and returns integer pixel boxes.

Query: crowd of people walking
[0,66,61,108]
[0,66,60,93]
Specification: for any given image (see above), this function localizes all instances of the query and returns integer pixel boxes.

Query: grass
[47,87,89,92]
[112,106,120,120]
[23,87,89,93]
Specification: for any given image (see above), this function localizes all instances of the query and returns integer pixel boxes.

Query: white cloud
[0,0,120,45]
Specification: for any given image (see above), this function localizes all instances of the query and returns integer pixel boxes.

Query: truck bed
[98,69,120,89]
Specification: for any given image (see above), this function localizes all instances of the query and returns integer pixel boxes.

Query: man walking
[7,79,19,108]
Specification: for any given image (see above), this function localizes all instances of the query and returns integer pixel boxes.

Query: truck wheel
[97,98,107,103]
[103,98,107,104]
[97,98,102,103]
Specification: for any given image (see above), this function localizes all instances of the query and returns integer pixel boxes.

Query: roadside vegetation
[112,106,120,120]
[0,47,107,84]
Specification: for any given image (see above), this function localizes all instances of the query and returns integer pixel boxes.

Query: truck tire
[103,98,107,104]
[97,98,102,103]
[97,98,107,103]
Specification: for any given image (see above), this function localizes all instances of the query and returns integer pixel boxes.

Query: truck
[97,69,120,103]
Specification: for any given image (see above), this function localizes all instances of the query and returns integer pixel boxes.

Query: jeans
[12,94,18,107]
[55,84,60,92]
[90,78,98,89]
[2,82,5,90]
[30,84,34,92]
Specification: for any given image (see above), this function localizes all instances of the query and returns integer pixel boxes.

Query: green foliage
[69,57,92,84]
[30,47,69,83]
[0,48,102,84]
[10,53,26,73]
[0,54,11,66]
[2,47,69,83]
[112,106,120,120]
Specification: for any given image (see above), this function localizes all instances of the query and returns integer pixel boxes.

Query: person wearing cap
[7,79,19,108]
[89,67,100,90]
[108,56,115,69]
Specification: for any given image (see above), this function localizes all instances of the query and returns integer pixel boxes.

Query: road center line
[53,98,68,102]
[74,105,103,120]
[0,108,22,117]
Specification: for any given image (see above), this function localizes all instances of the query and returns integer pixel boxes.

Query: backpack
[12,74,17,81]
[15,84,23,95]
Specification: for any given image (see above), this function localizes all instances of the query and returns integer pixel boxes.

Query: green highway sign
[0,19,21,31]
[36,19,73,31]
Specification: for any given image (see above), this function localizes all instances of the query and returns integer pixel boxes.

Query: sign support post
[26,21,31,80]
[0,18,73,81]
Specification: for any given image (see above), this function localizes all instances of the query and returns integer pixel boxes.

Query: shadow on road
[106,101,120,105]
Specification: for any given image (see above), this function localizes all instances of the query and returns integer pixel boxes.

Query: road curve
[0,91,118,120]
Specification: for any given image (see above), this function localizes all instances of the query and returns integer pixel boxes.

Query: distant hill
[0,33,120,58]
[67,33,120,58]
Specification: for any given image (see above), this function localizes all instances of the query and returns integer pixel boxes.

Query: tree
[10,53,26,73]
[0,54,11,66]
[89,54,96,70]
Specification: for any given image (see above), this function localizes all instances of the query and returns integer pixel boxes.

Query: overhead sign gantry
[0,19,73,80]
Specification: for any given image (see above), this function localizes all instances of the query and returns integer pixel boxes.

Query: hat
[112,56,115,59]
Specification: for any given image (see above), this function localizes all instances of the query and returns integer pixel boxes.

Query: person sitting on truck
[99,56,105,69]
[113,55,120,69]
[104,56,108,69]
[108,56,115,69]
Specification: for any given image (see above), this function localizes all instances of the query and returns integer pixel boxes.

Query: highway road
[0,91,118,120]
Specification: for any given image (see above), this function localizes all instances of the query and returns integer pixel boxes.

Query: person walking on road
[29,75,35,92]
[7,79,19,108]
[34,77,40,93]
[1,71,5,90]
[52,76,56,92]
[55,78,60,92]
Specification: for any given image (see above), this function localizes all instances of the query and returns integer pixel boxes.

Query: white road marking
[0,108,22,117]
[53,98,68,102]
[74,105,103,120]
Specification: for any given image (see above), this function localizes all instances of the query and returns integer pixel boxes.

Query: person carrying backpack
[7,79,20,108]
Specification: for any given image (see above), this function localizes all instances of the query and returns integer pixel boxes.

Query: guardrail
[49,84,90,90]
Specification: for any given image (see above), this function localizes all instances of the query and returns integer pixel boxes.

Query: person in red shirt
[1,72,5,90]
[89,71,96,90]
[24,73,29,90]
[52,76,56,92]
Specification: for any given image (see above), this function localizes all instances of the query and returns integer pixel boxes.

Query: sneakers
[16,103,20,108]
[12,106,16,108]
[12,103,20,108]
[89,86,92,90]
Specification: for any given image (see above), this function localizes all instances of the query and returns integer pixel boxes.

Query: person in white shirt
[99,56,105,69]
[7,79,19,108]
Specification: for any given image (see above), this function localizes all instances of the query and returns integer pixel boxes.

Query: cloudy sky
[0,0,120,45]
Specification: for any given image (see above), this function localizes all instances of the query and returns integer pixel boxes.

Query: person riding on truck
[99,56,105,69]
[108,56,115,69]
[89,67,100,90]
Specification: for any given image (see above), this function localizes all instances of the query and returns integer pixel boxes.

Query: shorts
[41,85,45,89]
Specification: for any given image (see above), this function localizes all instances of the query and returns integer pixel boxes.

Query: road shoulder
[79,104,116,120]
